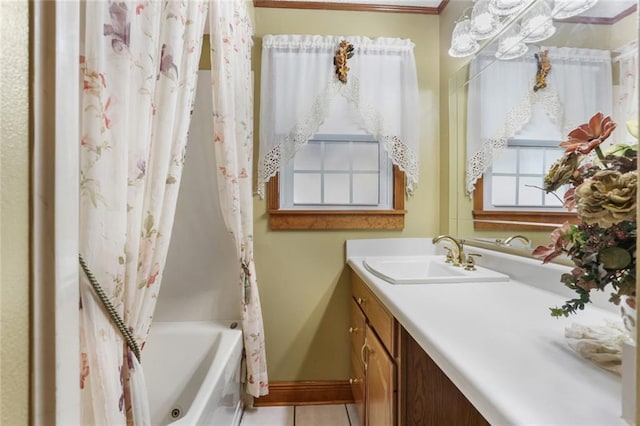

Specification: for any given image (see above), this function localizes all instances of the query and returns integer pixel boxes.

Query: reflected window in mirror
[483,139,567,210]
[473,139,578,230]
[466,46,613,197]
[450,0,638,236]
[466,46,613,230]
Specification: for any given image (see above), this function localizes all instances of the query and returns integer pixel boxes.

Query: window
[280,135,392,210]
[473,138,578,230]
[269,134,404,230]
[258,35,420,230]
[465,47,610,230]
[482,140,567,210]
[268,166,405,230]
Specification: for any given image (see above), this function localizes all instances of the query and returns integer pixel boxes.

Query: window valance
[258,34,420,198]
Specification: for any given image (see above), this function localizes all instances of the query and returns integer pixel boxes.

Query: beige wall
[0,1,30,424]
[609,10,638,49]
[439,0,473,236]
[252,8,441,381]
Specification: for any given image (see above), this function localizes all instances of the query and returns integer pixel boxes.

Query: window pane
[544,148,564,170]
[545,185,566,206]
[519,176,543,206]
[293,173,321,204]
[353,174,379,204]
[519,148,544,174]
[491,176,516,206]
[294,143,321,170]
[492,149,517,174]
[352,143,379,171]
[324,143,351,171]
[324,174,350,204]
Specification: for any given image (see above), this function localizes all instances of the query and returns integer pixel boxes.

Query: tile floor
[240,404,360,426]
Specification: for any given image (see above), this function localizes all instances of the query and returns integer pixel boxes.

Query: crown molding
[253,0,449,15]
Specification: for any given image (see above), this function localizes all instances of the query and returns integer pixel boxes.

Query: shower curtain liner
[79,1,267,424]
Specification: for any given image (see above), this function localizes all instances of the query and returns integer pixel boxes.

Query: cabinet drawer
[352,271,396,357]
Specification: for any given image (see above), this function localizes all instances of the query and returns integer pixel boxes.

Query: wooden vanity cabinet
[400,328,489,426]
[350,271,398,426]
[350,270,490,426]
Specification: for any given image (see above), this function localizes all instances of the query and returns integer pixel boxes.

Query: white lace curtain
[466,46,612,195]
[258,34,420,197]
[614,39,638,142]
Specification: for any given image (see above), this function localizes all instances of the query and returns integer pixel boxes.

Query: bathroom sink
[362,255,510,284]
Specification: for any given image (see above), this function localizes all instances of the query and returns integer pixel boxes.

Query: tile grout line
[344,404,352,426]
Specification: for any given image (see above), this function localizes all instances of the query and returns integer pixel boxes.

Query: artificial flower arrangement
[533,112,637,318]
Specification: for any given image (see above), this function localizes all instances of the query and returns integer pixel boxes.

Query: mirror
[449,0,639,253]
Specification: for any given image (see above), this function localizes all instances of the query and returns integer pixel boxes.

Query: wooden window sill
[268,209,406,230]
[472,210,579,231]
[473,177,578,230]
[267,167,406,230]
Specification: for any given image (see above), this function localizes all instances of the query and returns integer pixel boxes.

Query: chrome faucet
[432,235,465,266]
[500,235,531,247]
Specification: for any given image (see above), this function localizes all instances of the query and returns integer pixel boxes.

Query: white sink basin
[362,255,510,284]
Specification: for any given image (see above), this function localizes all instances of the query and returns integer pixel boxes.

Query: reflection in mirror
[450,0,638,253]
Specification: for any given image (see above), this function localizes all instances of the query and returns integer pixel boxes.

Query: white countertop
[346,238,626,426]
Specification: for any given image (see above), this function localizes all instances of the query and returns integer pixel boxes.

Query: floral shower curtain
[209,0,269,398]
[79,1,207,424]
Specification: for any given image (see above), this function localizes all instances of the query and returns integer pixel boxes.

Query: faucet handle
[443,247,454,264]
[464,253,482,271]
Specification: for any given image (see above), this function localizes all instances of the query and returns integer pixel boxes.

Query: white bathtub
[143,321,244,425]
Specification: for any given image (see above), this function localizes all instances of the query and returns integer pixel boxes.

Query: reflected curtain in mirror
[465,46,613,195]
[614,39,639,142]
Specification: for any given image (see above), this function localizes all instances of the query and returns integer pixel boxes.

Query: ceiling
[258,0,637,21]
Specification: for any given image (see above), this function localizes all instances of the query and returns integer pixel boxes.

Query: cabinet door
[401,328,489,426]
[350,301,367,425]
[351,352,366,425]
[351,300,366,357]
[365,325,396,426]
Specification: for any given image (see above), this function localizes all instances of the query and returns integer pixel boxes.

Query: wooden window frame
[472,176,578,231]
[268,166,406,230]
